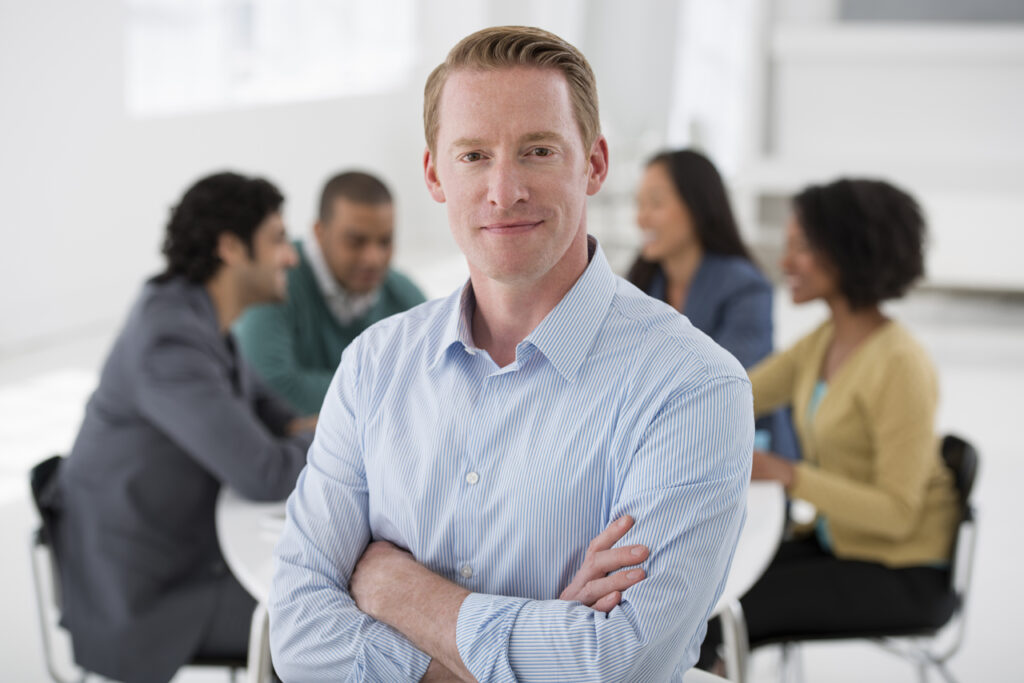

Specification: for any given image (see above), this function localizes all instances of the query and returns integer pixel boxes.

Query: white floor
[2,285,1021,682]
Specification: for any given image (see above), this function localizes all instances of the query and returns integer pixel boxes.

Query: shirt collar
[430,280,476,369]
[429,236,617,382]
[304,236,380,324]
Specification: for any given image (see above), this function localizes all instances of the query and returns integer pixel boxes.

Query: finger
[590,591,621,614]
[586,515,635,554]
[588,543,649,575]
[579,567,646,605]
[564,543,648,599]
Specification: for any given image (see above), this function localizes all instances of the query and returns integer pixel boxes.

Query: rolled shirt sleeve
[268,351,433,682]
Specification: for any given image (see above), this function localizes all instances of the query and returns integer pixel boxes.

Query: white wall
[0,0,479,353]
[1,0,685,354]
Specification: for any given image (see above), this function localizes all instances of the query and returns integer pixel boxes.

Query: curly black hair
[793,178,926,309]
[158,171,284,284]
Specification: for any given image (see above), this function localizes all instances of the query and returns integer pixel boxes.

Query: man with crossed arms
[270,26,752,681]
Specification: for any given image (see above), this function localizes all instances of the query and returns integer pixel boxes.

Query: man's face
[315,197,394,294]
[424,67,607,288]
[238,211,297,304]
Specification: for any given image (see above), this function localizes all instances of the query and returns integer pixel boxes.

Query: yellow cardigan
[750,320,959,567]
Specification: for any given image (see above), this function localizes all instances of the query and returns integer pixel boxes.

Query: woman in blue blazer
[628,148,798,459]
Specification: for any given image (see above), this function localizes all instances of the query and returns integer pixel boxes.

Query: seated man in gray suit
[49,172,315,683]
[235,171,426,415]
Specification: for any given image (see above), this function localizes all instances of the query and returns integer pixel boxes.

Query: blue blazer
[646,254,800,460]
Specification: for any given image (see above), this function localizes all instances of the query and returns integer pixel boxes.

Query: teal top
[234,240,426,414]
[806,379,834,552]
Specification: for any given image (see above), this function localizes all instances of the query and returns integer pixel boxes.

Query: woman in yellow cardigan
[699,178,961,668]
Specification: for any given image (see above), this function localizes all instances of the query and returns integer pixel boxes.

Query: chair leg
[246,603,272,683]
[933,661,959,683]
[718,599,750,683]
[779,642,804,683]
[31,536,85,683]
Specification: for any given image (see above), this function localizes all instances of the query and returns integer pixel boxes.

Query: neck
[204,272,246,333]
[470,231,589,367]
[827,296,886,346]
[660,243,703,290]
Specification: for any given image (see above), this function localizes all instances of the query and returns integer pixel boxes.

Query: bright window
[125,0,417,116]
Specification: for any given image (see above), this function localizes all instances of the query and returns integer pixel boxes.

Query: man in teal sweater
[235,171,426,414]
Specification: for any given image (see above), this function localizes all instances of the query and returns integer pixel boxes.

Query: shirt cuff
[362,619,432,681]
[456,592,529,683]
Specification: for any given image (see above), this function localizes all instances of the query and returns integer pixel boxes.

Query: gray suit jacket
[49,276,311,683]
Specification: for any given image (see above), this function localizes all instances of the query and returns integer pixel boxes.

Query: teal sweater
[234,241,426,414]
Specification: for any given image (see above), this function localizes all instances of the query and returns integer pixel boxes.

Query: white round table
[714,481,786,614]
[215,491,287,683]
[711,480,786,683]
[216,480,785,683]
[216,490,285,605]
[216,482,785,609]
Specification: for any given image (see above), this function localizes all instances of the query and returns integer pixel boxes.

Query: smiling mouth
[481,220,542,234]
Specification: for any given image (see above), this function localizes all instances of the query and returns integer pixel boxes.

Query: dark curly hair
[793,178,926,309]
[627,148,754,292]
[158,171,284,284]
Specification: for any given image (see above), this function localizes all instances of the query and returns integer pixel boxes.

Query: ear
[313,219,327,245]
[423,147,446,203]
[585,135,610,197]
[216,232,247,266]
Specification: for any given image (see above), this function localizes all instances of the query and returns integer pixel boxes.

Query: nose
[363,242,390,268]
[283,242,299,267]
[779,248,793,274]
[487,158,529,209]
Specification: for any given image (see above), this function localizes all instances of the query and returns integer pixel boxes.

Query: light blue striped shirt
[269,240,753,682]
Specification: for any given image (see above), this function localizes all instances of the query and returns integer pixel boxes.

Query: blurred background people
[699,178,961,669]
[47,172,315,683]
[628,148,799,459]
[234,170,425,415]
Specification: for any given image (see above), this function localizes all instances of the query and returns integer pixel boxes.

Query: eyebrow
[448,131,570,152]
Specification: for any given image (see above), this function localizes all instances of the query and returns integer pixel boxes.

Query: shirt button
[465,471,479,485]
[460,564,473,579]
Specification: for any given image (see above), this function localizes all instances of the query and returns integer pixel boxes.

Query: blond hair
[423,26,600,152]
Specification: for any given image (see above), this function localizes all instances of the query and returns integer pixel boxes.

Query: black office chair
[775,434,980,683]
[28,455,245,683]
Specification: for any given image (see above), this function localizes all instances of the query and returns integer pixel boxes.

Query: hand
[349,540,414,619]
[751,449,796,488]
[286,415,318,436]
[559,515,648,613]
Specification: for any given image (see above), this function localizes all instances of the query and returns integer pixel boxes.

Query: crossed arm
[349,516,650,682]
[269,357,751,681]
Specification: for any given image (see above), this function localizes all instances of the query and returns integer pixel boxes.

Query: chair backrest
[30,455,63,546]
[934,433,979,662]
[940,434,979,509]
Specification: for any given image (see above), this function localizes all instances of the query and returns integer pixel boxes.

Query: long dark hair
[627,149,753,292]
